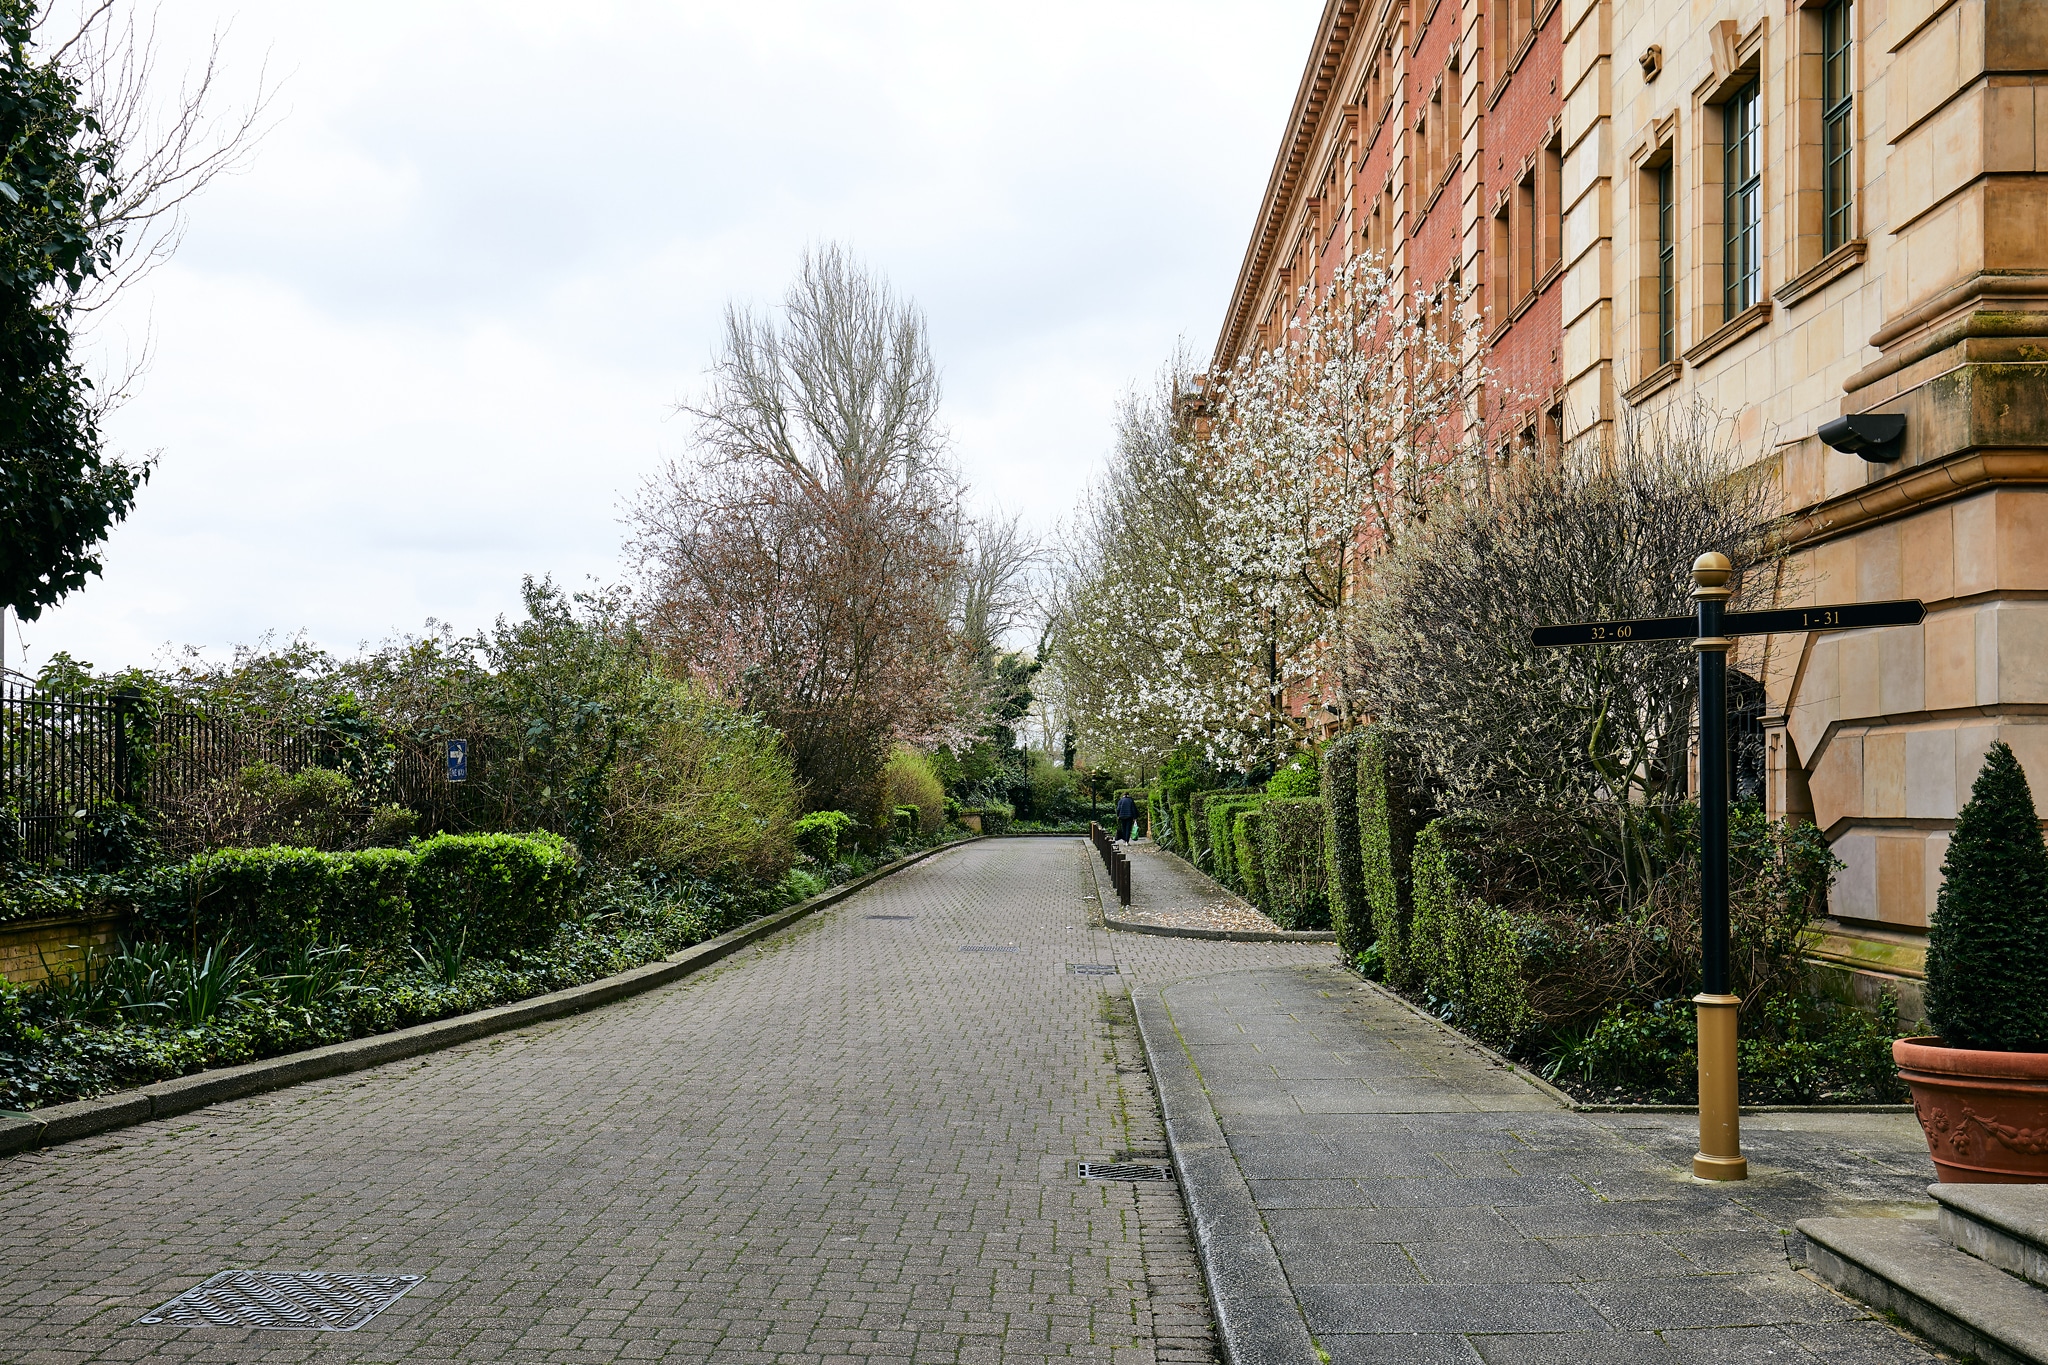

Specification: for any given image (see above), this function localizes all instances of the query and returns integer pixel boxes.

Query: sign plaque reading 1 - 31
[446,739,468,783]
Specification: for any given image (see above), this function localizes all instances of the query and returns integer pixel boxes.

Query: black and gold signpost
[1533,553,1924,1181]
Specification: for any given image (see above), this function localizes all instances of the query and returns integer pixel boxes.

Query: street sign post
[1534,554,1924,1181]
[446,739,468,784]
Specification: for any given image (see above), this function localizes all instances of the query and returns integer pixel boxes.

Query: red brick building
[1211,0,2048,1013]
[1212,0,1567,454]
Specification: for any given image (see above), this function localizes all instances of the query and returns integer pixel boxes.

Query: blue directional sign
[446,739,468,783]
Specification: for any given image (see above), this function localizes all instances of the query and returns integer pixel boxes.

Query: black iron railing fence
[2,680,322,869]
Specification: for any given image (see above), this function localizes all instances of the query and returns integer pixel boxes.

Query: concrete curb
[0,838,981,1156]
[1345,967,1914,1116]
[1130,982,1318,1365]
[1102,914,1337,944]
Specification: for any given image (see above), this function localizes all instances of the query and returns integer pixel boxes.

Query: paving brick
[0,840,1325,1363]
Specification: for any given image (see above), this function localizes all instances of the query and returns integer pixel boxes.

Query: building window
[1656,162,1677,364]
[1516,169,1536,299]
[1822,0,1854,252]
[1540,134,1563,276]
[1722,79,1761,316]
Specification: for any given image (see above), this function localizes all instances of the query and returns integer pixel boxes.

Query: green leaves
[0,0,145,617]
[1926,741,2048,1051]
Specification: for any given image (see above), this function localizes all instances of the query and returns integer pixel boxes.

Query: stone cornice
[1785,449,2048,551]
[1212,0,1374,371]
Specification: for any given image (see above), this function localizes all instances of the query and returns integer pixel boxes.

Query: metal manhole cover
[1078,1161,1174,1182]
[137,1271,421,1330]
[865,915,914,921]
[960,945,1019,952]
[1069,963,1119,975]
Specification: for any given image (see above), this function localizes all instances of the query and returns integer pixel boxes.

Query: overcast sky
[14,0,1319,677]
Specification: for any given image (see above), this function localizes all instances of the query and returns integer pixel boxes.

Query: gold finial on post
[1691,552,1734,597]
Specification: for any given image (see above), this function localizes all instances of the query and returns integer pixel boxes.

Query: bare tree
[1353,400,1786,825]
[629,246,969,817]
[37,0,277,317]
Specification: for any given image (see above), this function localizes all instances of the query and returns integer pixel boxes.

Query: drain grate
[865,915,914,921]
[960,945,1019,952]
[1078,1161,1175,1182]
[1068,964,1119,976]
[137,1271,421,1331]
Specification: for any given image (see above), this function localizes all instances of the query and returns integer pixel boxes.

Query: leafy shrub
[1358,731,1428,987]
[1408,819,1533,1048]
[1022,751,1083,825]
[1542,992,1906,1105]
[792,810,856,864]
[1146,783,1166,846]
[362,804,420,847]
[1265,751,1320,799]
[1232,808,1268,910]
[885,745,948,834]
[1320,734,1367,955]
[1156,750,1212,853]
[70,802,157,871]
[1195,788,1260,872]
[1385,805,1838,1060]
[408,832,580,959]
[1925,740,2048,1051]
[140,846,342,959]
[1206,794,1264,887]
[892,805,919,843]
[1260,798,1329,930]
[776,866,828,904]
[0,862,92,926]
[604,680,798,883]
[326,848,415,961]
[975,802,1014,836]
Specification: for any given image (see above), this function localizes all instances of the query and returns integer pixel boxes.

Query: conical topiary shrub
[1924,740,2048,1051]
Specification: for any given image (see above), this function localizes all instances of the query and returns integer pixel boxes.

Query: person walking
[1114,791,1138,843]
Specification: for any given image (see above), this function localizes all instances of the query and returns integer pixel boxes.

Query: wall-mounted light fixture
[1818,413,1906,463]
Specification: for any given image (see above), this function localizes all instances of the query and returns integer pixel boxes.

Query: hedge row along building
[1212,0,2048,1015]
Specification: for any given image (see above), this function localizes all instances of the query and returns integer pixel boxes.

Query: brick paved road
[0,839,1326,1364]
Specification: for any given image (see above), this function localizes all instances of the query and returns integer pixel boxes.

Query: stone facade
[1214,0,2048,997]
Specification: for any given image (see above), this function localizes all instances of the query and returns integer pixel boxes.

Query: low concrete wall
[0,913,125,989]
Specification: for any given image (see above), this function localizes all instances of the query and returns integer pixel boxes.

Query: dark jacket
[1115,794,1138,821]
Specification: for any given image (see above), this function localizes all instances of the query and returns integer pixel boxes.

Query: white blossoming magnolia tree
[1139,255,1503,769]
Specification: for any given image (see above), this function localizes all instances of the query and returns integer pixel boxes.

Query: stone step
[1932,1182,2048,1292]
[1800,1215,2048,1365]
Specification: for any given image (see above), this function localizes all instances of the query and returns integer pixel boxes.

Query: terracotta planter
[1894,1036,2048,1183]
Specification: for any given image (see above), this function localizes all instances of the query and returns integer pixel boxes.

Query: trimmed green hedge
[153,846,340,959]
[792,811,856,864]
[1206,794,1265,888]
[1232,807,1268,910]
[138,833,580,964]
[410,832,579,959]
[1358,731,1427,988]
[327,847,415,959]
[1194,788,1260,872]
[1260,798,1329,930]
[1408,819,1533,1049]
[1320,733,1366,955]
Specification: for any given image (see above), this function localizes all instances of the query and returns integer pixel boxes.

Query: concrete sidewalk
[1136,964,1945,1364]
[1112,842,1306,938]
